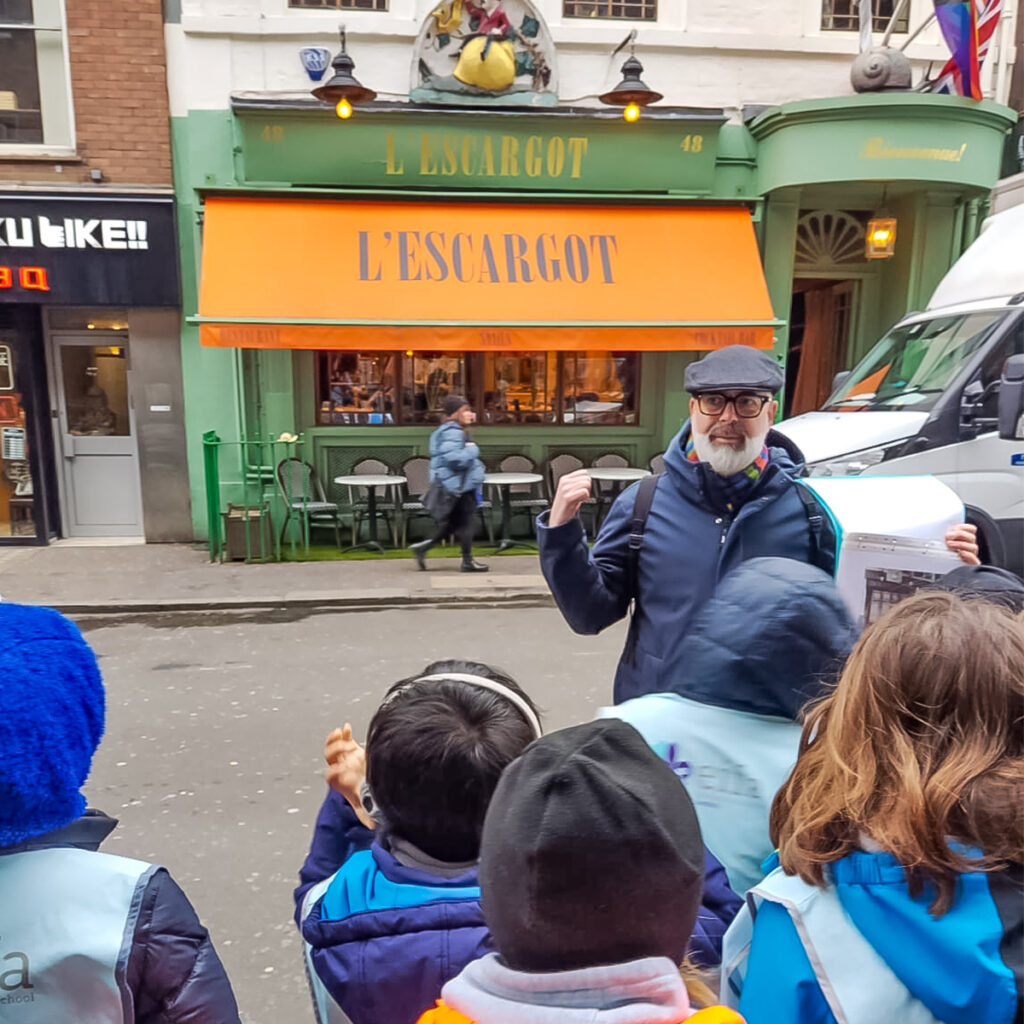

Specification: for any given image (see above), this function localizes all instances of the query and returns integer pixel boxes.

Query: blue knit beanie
[0,603,105,847]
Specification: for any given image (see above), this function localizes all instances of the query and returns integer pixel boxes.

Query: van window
[974,318,1024,420]
[824,312,1005,412]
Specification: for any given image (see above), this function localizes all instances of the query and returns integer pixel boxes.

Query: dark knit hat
[0,603,104,848]
[443,395,470,417]
[931,564,1024,614]
[479,719,705,972]
[685,345,784,394]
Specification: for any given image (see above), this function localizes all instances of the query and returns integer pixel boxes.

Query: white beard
[692,426,768,477]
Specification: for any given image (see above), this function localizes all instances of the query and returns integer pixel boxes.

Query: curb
[57,587,556,622]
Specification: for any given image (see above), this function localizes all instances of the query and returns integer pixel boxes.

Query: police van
[779,203,1024,576]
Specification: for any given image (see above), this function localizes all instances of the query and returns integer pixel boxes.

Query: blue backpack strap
[623,473,661,666]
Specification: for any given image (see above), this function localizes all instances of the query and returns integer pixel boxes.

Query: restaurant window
[482,353,557,424]
[563,0,656,19]
[0,340,36,537]
[0,0,73,149]
[316,351,639,426]
[821,0,907,33]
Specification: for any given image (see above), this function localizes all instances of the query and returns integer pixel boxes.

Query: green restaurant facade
[172,91,1016,541]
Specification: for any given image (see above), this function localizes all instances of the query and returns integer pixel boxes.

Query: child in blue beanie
[0,602,241,1023]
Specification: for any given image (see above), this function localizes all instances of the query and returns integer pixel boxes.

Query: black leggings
[430,490,477,558]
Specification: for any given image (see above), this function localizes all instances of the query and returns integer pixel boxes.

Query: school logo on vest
[0,937,35,1005]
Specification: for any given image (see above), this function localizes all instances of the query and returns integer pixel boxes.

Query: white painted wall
[165,0,1019,117]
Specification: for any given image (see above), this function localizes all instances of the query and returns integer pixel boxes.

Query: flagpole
[899,11,936,50]
[881,0,911,46]
[858,0,873,52]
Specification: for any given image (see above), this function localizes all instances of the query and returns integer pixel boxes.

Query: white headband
[400,672,542,739]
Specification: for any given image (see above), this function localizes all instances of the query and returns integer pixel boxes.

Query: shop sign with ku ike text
[0,195,179,306]
[238,112,722,193]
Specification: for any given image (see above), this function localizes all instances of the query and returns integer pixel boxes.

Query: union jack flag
[926,0,1003,99]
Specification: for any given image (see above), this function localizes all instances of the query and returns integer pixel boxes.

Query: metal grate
[290,0,386,9]
[821,0,908,32]
[564,0,656,19]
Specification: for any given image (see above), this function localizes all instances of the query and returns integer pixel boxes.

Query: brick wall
[0,0,172,186]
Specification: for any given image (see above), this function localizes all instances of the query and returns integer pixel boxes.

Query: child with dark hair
[722,591,1024,1024]
[416,719,745,1024]
[295,660,542,1024]
[0,603,240,1023]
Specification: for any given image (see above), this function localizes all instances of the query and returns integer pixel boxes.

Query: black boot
[461,558,489,573]
[410,539,432,570]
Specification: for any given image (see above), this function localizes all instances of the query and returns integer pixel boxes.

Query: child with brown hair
[722,590,1024,1024]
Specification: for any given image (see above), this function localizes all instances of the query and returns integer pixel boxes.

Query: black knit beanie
[479,719,705,972]
[443,395,469,418]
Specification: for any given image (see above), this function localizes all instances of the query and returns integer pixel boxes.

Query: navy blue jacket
[0,810,241,1024]
[537,423,820,704]
[295,790,742,1024]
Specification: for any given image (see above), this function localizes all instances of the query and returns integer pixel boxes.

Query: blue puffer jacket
[538,423,824,704]
[295,790,742,1024]
[429,421,485,496]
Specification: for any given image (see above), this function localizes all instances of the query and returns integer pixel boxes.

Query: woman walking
[412,395,489,572]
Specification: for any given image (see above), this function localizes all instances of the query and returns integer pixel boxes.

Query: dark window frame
[288,0,387,10]
[821,0,909,33]
[563,0,656,21]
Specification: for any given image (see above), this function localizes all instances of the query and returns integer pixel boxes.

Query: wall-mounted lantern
[865,216,898,259]
[311,27,377,119]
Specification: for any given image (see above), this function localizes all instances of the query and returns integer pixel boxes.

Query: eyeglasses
[694,392,772,418]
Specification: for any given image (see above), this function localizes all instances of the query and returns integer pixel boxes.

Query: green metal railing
[203,431,321,563]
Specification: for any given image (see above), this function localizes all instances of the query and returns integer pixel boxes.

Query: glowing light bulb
[623,102,641,123]
[336,98,353,119]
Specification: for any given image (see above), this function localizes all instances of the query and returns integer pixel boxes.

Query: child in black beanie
[416,718,745,1024]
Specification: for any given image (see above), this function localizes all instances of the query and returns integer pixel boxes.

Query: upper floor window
[563,0,656,21]
[0,0,72,150]
[821,0,908,32]
[289,0,387,10]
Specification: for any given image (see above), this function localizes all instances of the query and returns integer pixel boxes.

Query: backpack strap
[795,479,837,575]
[622,472,661,667]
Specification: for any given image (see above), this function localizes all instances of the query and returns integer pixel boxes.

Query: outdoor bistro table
[482,472,545,554]
[586,466,651,525]
[333,474,406,554]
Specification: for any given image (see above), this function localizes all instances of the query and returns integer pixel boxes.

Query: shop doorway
[50,334,143,537]
[784,279,857,418]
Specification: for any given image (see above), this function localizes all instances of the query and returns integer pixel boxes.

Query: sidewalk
[0,541,553,620]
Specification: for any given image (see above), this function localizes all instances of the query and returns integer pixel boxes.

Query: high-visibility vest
[0,846,155,1023]
[415,999,745,1023]
[721,868,941,1024]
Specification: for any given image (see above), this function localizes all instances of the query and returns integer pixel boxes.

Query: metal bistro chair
[346,458,398,547]
[276,458,342,549]
[398,456,432,547]
[545,452,598,537]
[591,452,629,526]
[498,454,549,538]
[649,452,666,475]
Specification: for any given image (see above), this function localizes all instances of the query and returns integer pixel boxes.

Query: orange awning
[198,197,778,351]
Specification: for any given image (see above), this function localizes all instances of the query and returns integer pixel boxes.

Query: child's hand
[325,723,367,804]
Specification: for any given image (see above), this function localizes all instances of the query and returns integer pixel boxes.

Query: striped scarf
[685,437,770,513]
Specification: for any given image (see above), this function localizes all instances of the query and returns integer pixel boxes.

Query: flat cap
[685,345,784,394]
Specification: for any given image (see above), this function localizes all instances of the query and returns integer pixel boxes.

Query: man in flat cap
[536,345,979,704]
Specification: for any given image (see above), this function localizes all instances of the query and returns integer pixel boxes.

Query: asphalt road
[81,606,627,1024]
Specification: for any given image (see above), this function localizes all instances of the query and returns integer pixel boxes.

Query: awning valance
[198,197,778,351]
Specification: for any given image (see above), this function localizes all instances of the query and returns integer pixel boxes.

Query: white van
[778,204,1024,576]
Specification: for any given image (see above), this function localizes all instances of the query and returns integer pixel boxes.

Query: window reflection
[0,340,34,536]
[564,352,637,425]
[482,354,556,424]
[314,350,639,427]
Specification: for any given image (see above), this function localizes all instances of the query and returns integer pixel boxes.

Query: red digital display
[0,267,50,292]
